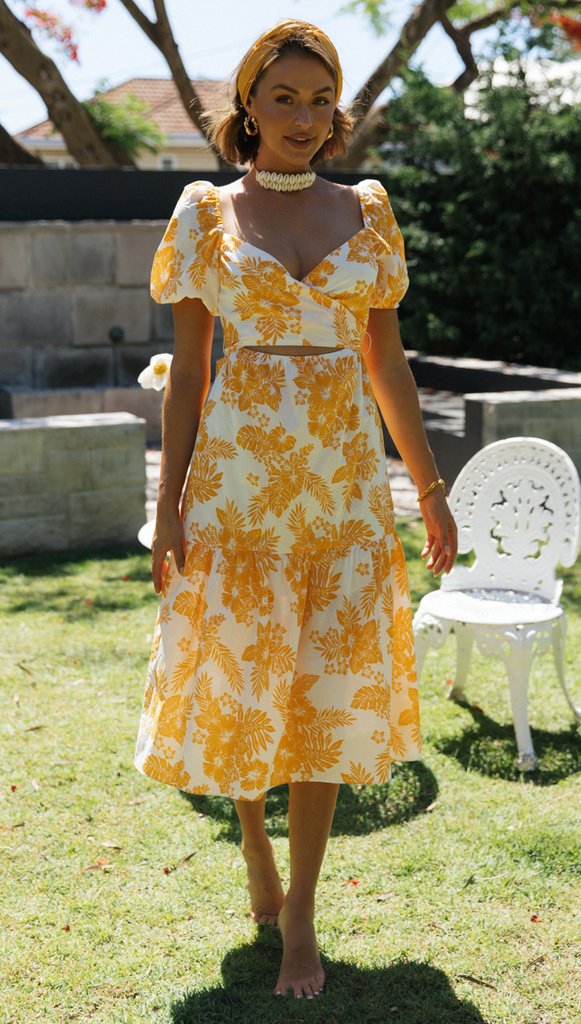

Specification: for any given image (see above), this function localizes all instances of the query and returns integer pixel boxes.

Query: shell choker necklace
[254,168,316,191]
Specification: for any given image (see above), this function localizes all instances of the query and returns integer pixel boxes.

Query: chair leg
[412,625,428,681]
[504,628,539,772]
[412,611,451,682]
[552,614,581,721]
[448,624,473,702]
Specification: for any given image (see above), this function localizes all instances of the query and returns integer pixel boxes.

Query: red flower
[23,7,80,62]
[549,13,581,50]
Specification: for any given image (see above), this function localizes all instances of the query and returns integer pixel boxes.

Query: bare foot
[273,897,325,998]
[241,838,285,926]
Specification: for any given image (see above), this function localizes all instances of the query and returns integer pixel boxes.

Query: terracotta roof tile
[16,77,231,140]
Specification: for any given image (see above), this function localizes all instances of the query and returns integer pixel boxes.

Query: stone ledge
[0,388,161,443]
[0,412,147,555]
[465,387,581,405]
[0,410,144,432]
[407,351,581,391]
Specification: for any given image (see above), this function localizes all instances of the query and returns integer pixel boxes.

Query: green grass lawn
[1,521,579,1024]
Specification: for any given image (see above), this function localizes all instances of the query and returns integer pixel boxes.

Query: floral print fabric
[184,347,397,557]
[134,180,421,802]
[149,178,409,348]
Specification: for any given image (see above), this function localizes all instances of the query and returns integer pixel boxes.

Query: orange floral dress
[133,178,421,801]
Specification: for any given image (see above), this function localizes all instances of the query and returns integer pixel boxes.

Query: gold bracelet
[416,478,446,502]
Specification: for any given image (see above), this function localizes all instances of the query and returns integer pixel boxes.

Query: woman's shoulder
[355,178,400,238]
[175,179,216,207]
[170,180,220,231]
[355,177,389,200]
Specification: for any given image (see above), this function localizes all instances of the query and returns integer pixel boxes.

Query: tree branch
[0,119,43,164]
[438,1,518,92]
[329,0,561,168]
[117,0,156,42]
[0,0,129,166]
[118,0,232,167]
[348,0,457,123]
[438,2,482,92]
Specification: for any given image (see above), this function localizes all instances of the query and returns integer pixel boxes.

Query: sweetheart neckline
[210,182,373,286]
[218,227,372,284]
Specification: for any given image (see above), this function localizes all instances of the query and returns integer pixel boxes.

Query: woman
[134,18,458,1001]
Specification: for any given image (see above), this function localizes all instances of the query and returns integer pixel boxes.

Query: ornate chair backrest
[441,438,581,602]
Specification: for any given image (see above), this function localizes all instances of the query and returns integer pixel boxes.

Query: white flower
[138,353,173,390]
[137,519,155,549]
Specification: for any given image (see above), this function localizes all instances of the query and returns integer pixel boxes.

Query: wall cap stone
[464,388,581,405]
[406,350,581,387]
[0,411,145,432]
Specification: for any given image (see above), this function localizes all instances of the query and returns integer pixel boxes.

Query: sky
[0,0,499,134]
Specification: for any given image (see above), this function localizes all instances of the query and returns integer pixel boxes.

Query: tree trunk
[0,1,133,167]
[354,0,455,120]
[326,0,454,170]
[0,120,43,164]
[119,0,234,169]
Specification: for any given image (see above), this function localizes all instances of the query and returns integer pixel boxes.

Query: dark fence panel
[0,166,365,221]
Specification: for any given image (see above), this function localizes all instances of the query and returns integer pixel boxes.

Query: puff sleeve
[366,179,409,310]
[150,180,221,315]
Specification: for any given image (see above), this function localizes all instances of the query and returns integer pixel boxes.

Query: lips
[284,136,315,147]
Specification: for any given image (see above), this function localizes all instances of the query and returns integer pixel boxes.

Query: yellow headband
[237,19,342,110]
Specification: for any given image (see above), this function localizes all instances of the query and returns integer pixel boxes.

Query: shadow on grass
[183,761,438,842]
[171,931,487,1024]
[0,544,156,616]
[434,698,580,783]
[0,542,145,575]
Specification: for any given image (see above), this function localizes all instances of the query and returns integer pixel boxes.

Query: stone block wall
[0,221,223,389]
[0,412,147,555]
[428,388,581,486]
[0,386,163,444]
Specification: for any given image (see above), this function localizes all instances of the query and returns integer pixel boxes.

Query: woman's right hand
[151,508,185,594]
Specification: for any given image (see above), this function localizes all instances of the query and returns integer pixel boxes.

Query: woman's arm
[364,307,458,577]
[151,295,215,593]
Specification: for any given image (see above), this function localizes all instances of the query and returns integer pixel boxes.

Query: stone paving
[145,448,421,522]
[418,387,465,436]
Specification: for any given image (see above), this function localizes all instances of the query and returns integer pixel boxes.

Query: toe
[249,909,277,925]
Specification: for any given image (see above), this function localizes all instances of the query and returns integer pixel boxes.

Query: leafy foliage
[82,81,166,159]
[338,0,395,34]
[376,65,581,368]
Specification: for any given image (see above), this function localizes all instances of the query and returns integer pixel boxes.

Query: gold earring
[244,114,259,136]
[326,124,334,139]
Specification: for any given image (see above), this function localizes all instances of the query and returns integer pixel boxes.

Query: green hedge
[378,68,581,370]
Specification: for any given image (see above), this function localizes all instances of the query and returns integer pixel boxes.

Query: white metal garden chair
[412,437,581,772]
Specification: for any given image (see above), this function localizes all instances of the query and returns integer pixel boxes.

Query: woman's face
[245,51,336,171]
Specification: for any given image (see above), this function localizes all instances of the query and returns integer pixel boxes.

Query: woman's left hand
[419,488,458,577]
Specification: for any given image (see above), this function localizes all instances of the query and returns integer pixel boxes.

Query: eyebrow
[270,83,334,95]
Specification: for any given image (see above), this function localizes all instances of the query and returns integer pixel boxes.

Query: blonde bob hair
[201,25,355,167]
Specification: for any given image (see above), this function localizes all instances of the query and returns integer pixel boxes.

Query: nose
[293,102,313,128]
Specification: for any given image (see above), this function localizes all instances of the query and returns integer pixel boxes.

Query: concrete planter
[0,412,146,556]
